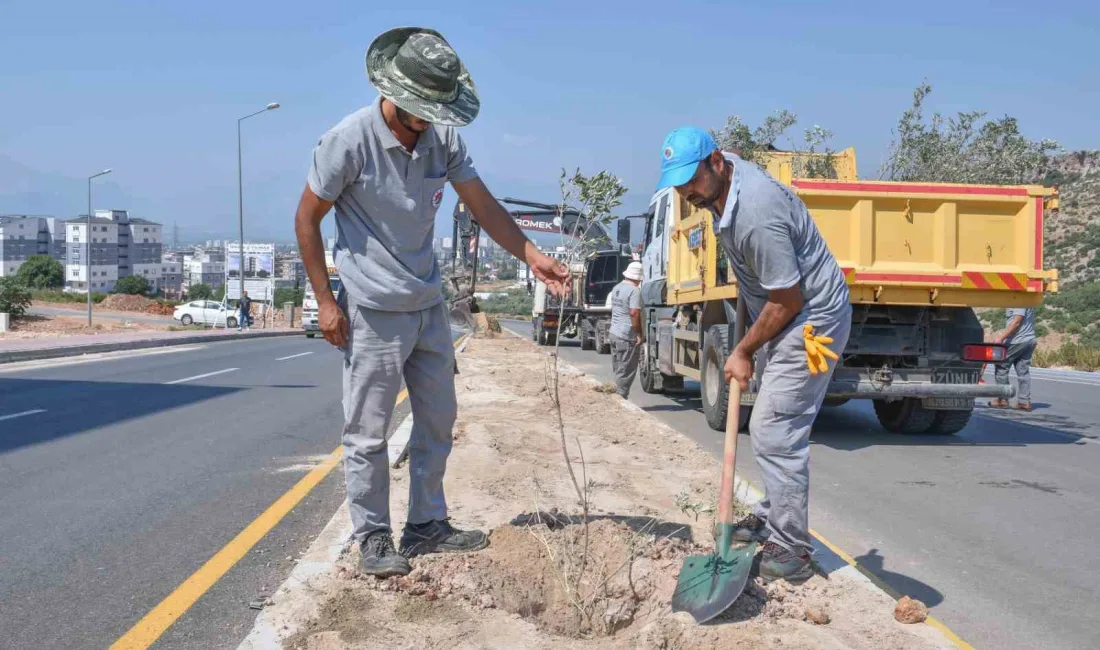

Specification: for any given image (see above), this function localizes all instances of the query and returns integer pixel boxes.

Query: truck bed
[667,179,1058,308]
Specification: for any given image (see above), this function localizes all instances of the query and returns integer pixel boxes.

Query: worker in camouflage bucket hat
[294,27,571,579]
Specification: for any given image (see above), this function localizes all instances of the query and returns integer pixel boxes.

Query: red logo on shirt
[431,188,444,208]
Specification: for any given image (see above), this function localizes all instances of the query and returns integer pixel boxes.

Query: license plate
[922,397,972,410]
[688,227,703,250]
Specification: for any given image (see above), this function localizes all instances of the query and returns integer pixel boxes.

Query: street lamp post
[237,102,280,323]
[87,169,112,327]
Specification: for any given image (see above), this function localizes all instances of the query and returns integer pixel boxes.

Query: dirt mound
[389,519,701,638]
[100,294,156,312]
[143,302,175,316]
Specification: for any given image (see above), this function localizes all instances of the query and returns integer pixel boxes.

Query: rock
[804,608,830,625]
[478,594,494,608]
[894,596,929,624]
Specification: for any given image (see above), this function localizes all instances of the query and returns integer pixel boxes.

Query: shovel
[671,380,757,623]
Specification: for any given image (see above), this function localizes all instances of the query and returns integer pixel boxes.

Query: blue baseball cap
[656,127,718,190]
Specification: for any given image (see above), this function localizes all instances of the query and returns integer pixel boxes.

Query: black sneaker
[399,519,489,557]
[759,541,813,584]
[731,513,770,543]
[359,530,411,577]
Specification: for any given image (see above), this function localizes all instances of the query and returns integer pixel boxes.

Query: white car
[173,300,239,328]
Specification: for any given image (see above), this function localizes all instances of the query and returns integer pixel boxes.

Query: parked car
[173,300,239,328]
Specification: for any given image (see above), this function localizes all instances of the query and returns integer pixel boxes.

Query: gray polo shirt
[714,153,850,328]
[608,280,641,340]
[308,97,478,312]
[1004,308,1036,344]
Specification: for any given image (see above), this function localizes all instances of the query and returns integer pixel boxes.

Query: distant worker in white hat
[608,261,645,398]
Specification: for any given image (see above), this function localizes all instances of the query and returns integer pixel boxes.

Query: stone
[894,596,929,624]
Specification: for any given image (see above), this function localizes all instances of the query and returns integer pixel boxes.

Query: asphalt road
[502,320,1100,650]
[0,335,408,650]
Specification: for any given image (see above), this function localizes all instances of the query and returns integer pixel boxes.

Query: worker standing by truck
[990,307,1037,411]
[655,127,851,583]
[294,27,570,578]
[608,261,645,398]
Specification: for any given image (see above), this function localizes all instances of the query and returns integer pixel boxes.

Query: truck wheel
[639,343,663,394]
[822,398,850,408]
[306,333,316,339]
[536,320,549,346]
[701,325,751,432]
[873,398,937,434]
[580,324,595,351]
[532,319,538,342]
[927,409,972,435]
[595,327,611,355]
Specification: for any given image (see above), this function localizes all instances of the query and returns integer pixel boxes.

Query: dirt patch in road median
[274,337,954,650]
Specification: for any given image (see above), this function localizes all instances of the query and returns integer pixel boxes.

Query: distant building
[183,247,226,292]
[275,254,305,282]
[62,210,164,294]
[0,215,65,277]
[160,259,183,297]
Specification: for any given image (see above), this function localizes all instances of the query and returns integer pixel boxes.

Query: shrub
[0,278,32,317]
[15,255,64,289]
[1033,342,1100,371]
[114,275,150,295]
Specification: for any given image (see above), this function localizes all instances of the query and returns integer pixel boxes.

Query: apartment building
[0,215,65,277]
[63,210,163,293]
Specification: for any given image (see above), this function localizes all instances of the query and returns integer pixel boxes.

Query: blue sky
[2,0,1097,243]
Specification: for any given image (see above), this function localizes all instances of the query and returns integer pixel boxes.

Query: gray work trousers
[610,335,641,398]
[341,298,456,542]
[995,339,1036,403]
[751,309,851,555]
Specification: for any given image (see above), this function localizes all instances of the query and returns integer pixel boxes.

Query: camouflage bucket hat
[366,27,479,127]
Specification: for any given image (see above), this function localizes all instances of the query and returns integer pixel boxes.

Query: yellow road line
[810,527,976,650]
[110,335,466,650]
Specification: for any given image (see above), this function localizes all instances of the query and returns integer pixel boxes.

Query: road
[502,320,1100,650]
[29,304,178,325]
[0,335,414,650]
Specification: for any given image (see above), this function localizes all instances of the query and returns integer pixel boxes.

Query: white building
[63,210,163,294]
[183,248,226,292]
[0,215,65,277]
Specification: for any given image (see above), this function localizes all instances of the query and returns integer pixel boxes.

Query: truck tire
[639,342,663,394]
[822,398,850,408]
[532,319,538,342]
[595,326,611,355]
[580,322,595,351]
[927,409,973,435]
[873,398,937,434]
[536,319,549,346]
[701,325,751,432]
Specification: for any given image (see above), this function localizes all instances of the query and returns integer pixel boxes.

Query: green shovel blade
[671,526,757,624]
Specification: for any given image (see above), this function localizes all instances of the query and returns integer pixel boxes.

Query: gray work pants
[610,335,641,398]
[995,339,1036,403]
[751,309,851,555]
[341,298,456,542]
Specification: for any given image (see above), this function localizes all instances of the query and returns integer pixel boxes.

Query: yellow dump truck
[637,150,1058,434]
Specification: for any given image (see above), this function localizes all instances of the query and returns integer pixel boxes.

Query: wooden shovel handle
[717,380,741,525]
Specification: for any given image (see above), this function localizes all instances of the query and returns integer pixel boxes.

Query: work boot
[400,519,489,557]
[1014,401,1033,412]
[730,513,770,543]
[759,541,814,584]
[359,530,411,578]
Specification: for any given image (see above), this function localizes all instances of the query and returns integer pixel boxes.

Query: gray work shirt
[1004,308,1036,344]
[308,97,478,312]
[714,153,850,328]
[608,280,641,340]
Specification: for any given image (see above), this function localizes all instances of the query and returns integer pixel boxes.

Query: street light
[87,168,112,327]
[237,102,280,321]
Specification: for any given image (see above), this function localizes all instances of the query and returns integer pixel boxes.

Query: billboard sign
[226,242,275,301]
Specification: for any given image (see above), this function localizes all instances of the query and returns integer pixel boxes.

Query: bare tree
[712,110,839,179]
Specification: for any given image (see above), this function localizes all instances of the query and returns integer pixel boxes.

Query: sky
[2,0,1098,244]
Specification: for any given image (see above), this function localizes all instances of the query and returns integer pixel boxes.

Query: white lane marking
[0,346,204,374]
[0,409,47,422]
[275,352,313,361]
[163,368,239,385]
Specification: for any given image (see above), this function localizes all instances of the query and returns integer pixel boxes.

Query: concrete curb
[0,329,302,365]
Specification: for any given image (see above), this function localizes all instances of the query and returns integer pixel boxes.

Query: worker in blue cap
[656,127,851,583]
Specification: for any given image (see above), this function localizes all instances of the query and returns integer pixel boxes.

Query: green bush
[1035,323,1049,337]
[15,255,64,289]
[113,275,149,295]
[274,287,305,307]
[478,289,533,317]
[1033,342,1100,372]
[187,284,214,300]
[0,278,32,317]
[31,289,107,304]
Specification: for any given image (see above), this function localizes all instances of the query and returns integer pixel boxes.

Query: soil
[277,337,954,650]
[0,314,172,340]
